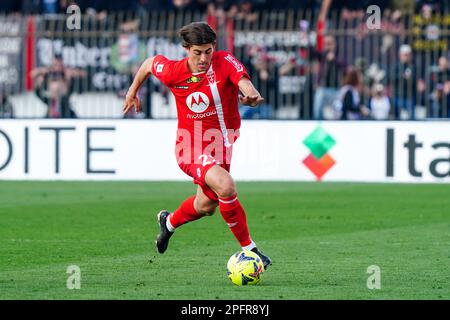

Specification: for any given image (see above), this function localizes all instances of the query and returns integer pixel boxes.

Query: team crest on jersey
[206,69,216,84]
[186,92,210,113]
[187,76,202,83]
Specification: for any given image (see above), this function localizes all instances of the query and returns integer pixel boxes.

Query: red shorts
[178,154,231,202]
[175,129,238,201]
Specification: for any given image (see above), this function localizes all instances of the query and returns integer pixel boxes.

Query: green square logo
[303,126,336,159]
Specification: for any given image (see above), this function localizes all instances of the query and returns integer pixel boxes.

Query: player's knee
[206,166,237,198]
[216,180,237,199]
[201,207,217,216]
[196,202,218,216]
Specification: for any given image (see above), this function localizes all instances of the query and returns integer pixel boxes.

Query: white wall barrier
[0,120,449,182]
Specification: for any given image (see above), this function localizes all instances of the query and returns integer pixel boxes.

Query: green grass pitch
[0,181,449,299]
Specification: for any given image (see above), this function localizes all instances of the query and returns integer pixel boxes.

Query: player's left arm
[238,77,264,107]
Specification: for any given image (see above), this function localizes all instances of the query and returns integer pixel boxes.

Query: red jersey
[151,51,249,149]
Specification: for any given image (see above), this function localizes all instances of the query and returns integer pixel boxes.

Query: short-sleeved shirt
[151,50,250,151]
[151,51,250,200]
[151,51,249,162]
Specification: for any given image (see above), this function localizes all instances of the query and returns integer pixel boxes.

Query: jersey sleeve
[151,55,175,87]
[221,52,250,86]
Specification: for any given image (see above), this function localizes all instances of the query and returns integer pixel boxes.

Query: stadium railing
[0,9,450,120]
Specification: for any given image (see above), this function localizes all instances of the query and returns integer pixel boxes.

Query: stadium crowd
[1,0,450,119]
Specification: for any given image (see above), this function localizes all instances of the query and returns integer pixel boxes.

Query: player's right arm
[122,56,155,114]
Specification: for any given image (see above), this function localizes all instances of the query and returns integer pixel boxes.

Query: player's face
[186,43,214,73]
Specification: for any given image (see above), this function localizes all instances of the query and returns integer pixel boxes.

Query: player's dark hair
[178,22,216,48]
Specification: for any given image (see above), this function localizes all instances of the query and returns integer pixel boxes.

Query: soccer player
[123,22,271,269]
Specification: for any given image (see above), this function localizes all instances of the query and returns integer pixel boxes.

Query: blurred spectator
[31,55,86,118]
[333,66,370,120]
[240,45,276,119]
[207,0,235,51]
[279,20,315,118]
[69,0,106,13]
[266,0,318,11]
[2,0,450,120]
[339,1,366,21]
[248,46,271,84]
[0,0,21,13]
[195,0,209,11]
[328,0,376,22]
[365,63,387,88]
[207,0,235,13]
[391,0,415,12]
[136,0,168,14]
[377,9,405,56]
[21,0,41,14]
[391,44,425,119]
[368,83,391,120]
[234,0,258,24]
[114,18,149,118]
[41,0,62,14]
[415,0,443,14]
[169,0,204,11]
[354,57,369,96]
[70,0,139,14]
[0,92,14,118]
[430,56,450,118]
[103,0,139,13]
[110,16,145,73]
[313,35,346,119]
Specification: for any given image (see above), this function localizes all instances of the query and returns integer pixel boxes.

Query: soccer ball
[226,250,264,286]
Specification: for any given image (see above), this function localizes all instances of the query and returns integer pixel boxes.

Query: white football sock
[242,240,256,251]
[166,215,175,232]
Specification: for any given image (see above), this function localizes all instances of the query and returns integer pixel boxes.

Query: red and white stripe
[218,196,238,204]
[207,64,231,147]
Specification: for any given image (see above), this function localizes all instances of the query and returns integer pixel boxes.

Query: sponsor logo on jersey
[187,76,202,83]
[186,92,210,113]
[174,85,189,89]
[186,110,217,119]
[224,54,243,72]
[154,62,164,73]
